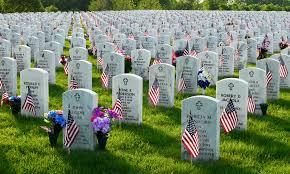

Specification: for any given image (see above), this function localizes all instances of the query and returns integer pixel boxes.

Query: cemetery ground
[0,39,290,174]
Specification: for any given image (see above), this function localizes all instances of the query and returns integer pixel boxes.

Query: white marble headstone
[62,89,97,150]
[112,74,143,124]
[216,78,249,130]
[20,68,49,117]
[181,95,220,161]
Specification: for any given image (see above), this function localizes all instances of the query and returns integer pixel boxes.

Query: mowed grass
[0,37,290,174]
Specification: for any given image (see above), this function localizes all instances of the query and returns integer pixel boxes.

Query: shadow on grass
[56,147,144,173]
[118,123,180,160]
[226,130,290,163]
[251,113,290,132]
[0,144,16,174]
[268,98,290,110]
[192,157,255,174]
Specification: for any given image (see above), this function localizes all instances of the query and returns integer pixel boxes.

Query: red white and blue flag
[69,76,79,90]
[247,90,256,113]
[101,65,109,88]
[266,63,273,87]
[182,112,199,158]
[279,57,288,78]
[148,77,160,106]
[64,110,80,148]
[183,41,190,56]
[1,90,9,106]
[220,99,238,133]
[262,34,270,50]
[178,71,186,92]
[112,88,123,118]
[22,87,36,116]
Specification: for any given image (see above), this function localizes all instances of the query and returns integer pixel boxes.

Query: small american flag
[183,41,190,56]
[185,33,191,40]
[69,76,79,90]
[226,32,233,45]
[219,54,225,66]
[152,58,162,65]
[279,57,288,78]
[112,88,123,117]
[92,46,97,56]
[266,63,273,87]
[101,65,109,88]
[247,90,256,113]
[178,71,186,92]
[182,112,199,158]
[64,62,69,75]
[148,77,160,106]
[114,46,125,56]
[1,91,9,106]
[22,87,36,116]
[262,34,270,50]
[64,110,80,148]
[190,49,198,57]
[234,49,240,61]
[220,99,238,133]
[98,51,104,66]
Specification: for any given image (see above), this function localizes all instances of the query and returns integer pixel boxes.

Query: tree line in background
[0,0,289,13]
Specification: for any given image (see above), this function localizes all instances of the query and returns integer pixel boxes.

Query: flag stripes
[182,114,199,158]
[220,99,238,133]
[178,72,186,92]
[266,63,273,87]
[64,110,80,148]
[279,57,288,78]
[22,87,36,116]
[148,77,160,106]
[112,89,123,117]
[247,90,256,113]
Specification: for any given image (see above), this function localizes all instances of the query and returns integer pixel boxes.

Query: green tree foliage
[88,0,112,11]
[3,0,44,13]
[112,0,135,10]
[1,0,290,12]
[137,0,162,9]
[159,0,173,9]
[45,5,59,12]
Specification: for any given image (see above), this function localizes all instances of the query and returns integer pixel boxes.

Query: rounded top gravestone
[62,89,98,150]
[181,95,221,161]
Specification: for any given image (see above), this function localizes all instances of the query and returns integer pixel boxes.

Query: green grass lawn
[0,38,290,174]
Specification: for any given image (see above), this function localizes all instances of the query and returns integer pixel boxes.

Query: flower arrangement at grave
[172,50,185,66]
[40,110,66,147]
[197,67,211,95]
[1,95,21,115]
[90,107,123,149]
[279,37,288,50]
[125,54,132,73]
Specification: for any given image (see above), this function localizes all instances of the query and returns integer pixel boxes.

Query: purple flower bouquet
[90,107,122,149]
